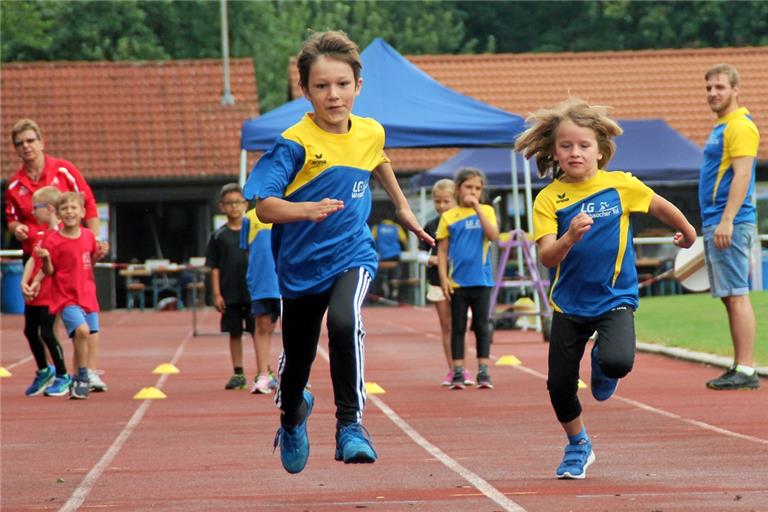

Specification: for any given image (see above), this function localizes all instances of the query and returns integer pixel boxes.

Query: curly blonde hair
[514,98,622,180]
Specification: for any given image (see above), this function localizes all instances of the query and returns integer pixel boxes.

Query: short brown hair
[705,63,740,87]
[454,168,487,202]
[514,98,622,180]
[297,31,362,89]
[219,182,243,200]
[32,186,61,206]
[56,191,85,211]
[11,119,41,144]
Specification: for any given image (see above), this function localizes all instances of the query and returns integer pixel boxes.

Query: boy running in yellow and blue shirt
[515,97,696,480]
[437,168,499,390]
[240,208,280,394]
[244,31,432,475]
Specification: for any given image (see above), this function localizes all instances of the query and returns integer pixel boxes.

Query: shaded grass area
[635,291,767,366]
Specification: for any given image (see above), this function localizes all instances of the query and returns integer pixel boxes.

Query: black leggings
[547,306,635,423]
[24,305,67,375]
[276,268,371,425]
[450,286,492,360]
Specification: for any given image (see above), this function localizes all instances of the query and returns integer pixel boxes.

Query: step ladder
[489,229,552,340]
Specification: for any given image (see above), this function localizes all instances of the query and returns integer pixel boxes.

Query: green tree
[0,1,56,61]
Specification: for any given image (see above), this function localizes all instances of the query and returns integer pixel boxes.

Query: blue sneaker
[556,439,595,479]
[273,390,313,474]
[335,423,378,463]
[25,365,55,396]
[590,345,618,401]
[45,374,73,397]
[69,377,90,400]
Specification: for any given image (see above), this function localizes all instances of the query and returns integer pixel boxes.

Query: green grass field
[635,291,767,366]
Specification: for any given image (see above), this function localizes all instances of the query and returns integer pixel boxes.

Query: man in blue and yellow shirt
[700,64,760,391]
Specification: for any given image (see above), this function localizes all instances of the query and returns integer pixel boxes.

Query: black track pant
[276,268,371,425]
[450,286,492,360]
[24,305,67,375]
[548,305,635,423]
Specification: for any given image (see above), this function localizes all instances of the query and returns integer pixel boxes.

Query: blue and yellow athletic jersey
[240,209,280,301]
[533,170,654,317]
[243,113,389,298]
[372,220,406,260]
[436,204,497,288]
[699,107,759,228]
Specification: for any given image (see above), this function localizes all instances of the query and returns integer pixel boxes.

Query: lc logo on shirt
[580,201,619,219]
[465,218,481,229]
[352,180,368,199]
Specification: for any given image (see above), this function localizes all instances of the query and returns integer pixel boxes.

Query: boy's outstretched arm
[373,162,434,246]
[256,196,344,224]
[647,194,697,248]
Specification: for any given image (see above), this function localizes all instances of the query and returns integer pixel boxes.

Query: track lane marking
[58,330,193,512]
[316,345,527,512]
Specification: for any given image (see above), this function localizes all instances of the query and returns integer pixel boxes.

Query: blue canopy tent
[239,37,525,165]
[412,119,703,189]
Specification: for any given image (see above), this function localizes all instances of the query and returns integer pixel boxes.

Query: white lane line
[484,352,768,446]
[58,330,193,512]
[5,355,33,370]
[316,345,526,512]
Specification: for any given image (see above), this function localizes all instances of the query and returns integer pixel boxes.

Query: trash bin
[1,260,25,314]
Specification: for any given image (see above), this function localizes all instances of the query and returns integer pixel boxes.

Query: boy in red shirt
[21,186,70,396]
[36,192,108,399]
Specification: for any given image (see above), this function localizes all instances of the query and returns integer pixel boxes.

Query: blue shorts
[251,298,281,323]
[60,305,100,338]
[703,223,754,298]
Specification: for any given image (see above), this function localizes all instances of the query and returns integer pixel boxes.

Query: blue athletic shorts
[703,223,754,298]
[60,305,100,338]
[251,298,281,323]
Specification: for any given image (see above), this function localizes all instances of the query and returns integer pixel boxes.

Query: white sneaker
[251,374,272,394]
[88,369,108,392]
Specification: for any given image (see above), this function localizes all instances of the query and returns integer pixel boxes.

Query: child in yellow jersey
[244,30,432,474]
[515,98,696,480]
[437,168,500,390]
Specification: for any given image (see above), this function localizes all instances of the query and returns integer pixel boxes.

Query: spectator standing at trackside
[6,119,107,392]
[244,30,432,474]
[418,178,472,387]
[515,97,696,479]
[20,186,70,397]
[371,218,406,300]
[699,64,761,391]
[437,168,500,391]
[206,183,257,390]
[36,192,109,399]
[240,206,280,394]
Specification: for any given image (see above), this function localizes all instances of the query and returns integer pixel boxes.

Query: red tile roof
[2,59,259,181]
[290,46,768,171]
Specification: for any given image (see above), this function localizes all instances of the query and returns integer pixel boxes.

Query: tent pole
[510,150,523,276]
[239,149,247,187]
[523,157,542,331]
[418,186,428,306]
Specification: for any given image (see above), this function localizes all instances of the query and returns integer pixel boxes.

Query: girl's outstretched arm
[647,194,696,248]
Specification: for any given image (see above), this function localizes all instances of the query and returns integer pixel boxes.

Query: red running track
[1,306,766,511]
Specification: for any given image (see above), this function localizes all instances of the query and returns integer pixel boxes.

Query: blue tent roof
[412,119,703,189]
[240,39,525,150]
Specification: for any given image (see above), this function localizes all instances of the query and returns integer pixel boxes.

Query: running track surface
[2,306,766,512]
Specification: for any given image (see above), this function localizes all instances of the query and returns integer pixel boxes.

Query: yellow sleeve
[397,225,407,244]
[481,204,498,227]
[436,212,449,240]
[532,189,557,241]
[725,118,760,158]
[622,173,655,213]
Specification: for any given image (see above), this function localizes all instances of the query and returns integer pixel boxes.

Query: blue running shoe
[273,390,313,474]
[590,345,618,401]
[25,365,55,396]
[69,377,90,400]
[556,440,595,479]
[335,423,378,463]
[45,374,73,397]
